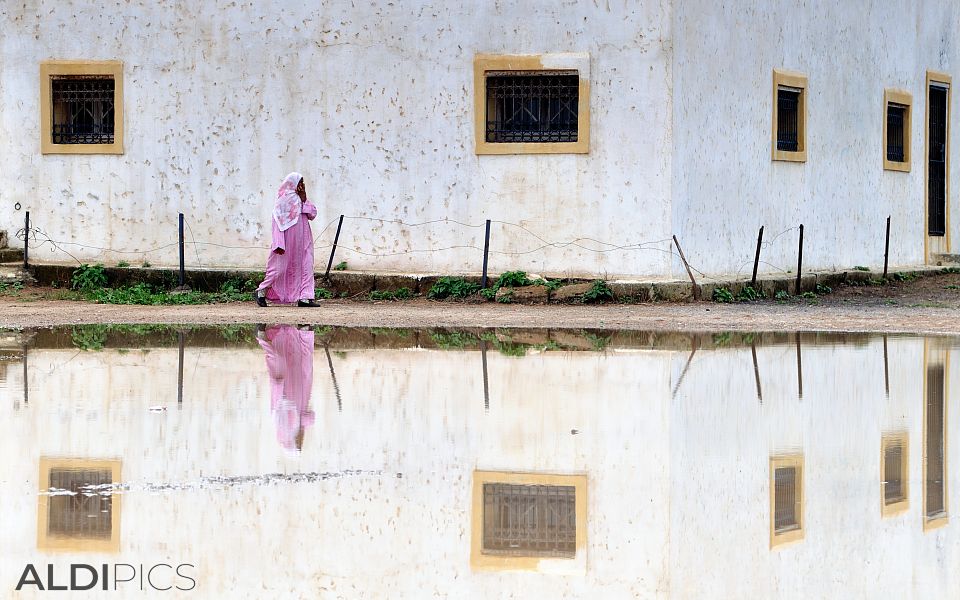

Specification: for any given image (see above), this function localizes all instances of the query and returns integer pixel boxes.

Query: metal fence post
[324,215,345,279]
[795,224,804,295]
[883,216,891,279]
[23,211,29,269]
[178,213,185,286]
[481,219,491,289]
[751,226,764,288]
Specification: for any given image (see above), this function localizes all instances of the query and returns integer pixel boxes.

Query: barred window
[886,104,906,162]
[47,468,114,539]
[772,70,807,162]
[482,482,576,558]
[925,363,946,521]
[773,466,800,533]
[770,455,804,548]
[51,76,116,144]
[776,87,801,152]
[883,440,906,505]
[485,71,579,144]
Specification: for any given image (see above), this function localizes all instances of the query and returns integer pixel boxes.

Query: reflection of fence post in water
[481,340,490,411]
[751,341,763,403]
[177,330,184,407]
[324,347,343,412]
[795,333,803,399]
[883,334,890,398]
[671,335,699,399]
[23,344,28,407]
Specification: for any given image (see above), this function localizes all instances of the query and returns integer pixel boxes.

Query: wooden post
[324,215,345,279]
[672,235,700,300]
[481,219,491,289]
[883,216,891,279]
[795,224,804,295]
[751,226,764,288]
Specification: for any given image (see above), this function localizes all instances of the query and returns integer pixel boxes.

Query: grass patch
[430,331,479,349]
[428,276,480,299]
[334,261,348,271]
[853,265,870,272]
[116,260,130,268]
[581,280,614,304]
[736,285,764,302]
[315,287,334,299]
[369,287,412,301]
[712,287,735,303]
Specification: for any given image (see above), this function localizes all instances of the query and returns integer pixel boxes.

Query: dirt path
[1,295,959,334]
[3,272,960,333]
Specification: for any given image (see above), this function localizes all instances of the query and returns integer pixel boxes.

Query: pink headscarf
[273,172,304,232]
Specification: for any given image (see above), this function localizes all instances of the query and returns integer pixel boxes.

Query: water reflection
[37,458,121,553]
[0,325,957,598]
[256,324,316,452]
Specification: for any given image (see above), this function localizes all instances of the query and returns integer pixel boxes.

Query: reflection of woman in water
[256,324,316,452]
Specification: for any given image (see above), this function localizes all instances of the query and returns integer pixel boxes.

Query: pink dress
[257,325,316,452]
[258,200,317,303]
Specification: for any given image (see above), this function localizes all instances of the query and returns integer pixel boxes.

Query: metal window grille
[482,483,576,558]
[928,86,947,236]
[485,71,579,143]
[886,104,906,162]
[47,469,113,539]
[777,88,800,152]
[51,76,116,144]
[883,441,905,505]
[926,364,946,518]
[774,466,800,533]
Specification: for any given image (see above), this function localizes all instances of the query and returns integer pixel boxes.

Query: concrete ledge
[21,263,960,303]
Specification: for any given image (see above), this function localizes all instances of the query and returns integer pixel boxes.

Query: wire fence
[11,211,890,289]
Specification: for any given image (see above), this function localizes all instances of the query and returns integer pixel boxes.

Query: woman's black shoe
[297,299,322,307]
[254,292,267,307]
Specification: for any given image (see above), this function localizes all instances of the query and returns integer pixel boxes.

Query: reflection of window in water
[47,469,113,539]
[881,433,909,516]
[925,361,947,527]
[38,458,120,553]
[770,455,804,548]
[482,483,576,558]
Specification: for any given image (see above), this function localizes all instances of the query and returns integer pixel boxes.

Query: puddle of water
[0,325,957,598]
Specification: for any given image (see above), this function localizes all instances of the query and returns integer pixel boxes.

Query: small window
[40,60,124,154]
[482,482,576,558]
[474,54,589,155]
[883,89,912,172]
[881,432,909,516]
[37,457,121,552]
[772,69,808,162]
[471,470,586,571]
[770,455,804,548]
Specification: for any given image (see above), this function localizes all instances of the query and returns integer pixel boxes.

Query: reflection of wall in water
[0,337,957,598]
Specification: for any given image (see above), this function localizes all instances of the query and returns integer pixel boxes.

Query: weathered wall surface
[0,1,673,278]
[672,0,960,277]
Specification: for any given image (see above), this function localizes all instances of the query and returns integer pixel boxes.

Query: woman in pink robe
[257,324,316,452]
[255,172,320,307]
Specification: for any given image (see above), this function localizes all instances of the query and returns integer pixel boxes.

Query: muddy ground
[2,272,960,333]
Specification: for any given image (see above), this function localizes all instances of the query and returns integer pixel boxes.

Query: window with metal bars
[883,440,906,506]
[485,71,579,143]
[928,85,948,236]
[51,76,116,144]
[482,482,576,558]
[773,466,800,533]
[47,469,114,539]
[886,104,907,162]
[925,363,946,520]
[777,88,801,152]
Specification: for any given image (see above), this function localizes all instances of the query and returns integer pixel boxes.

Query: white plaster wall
[0,1,673,278]
[672,0,960,276]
